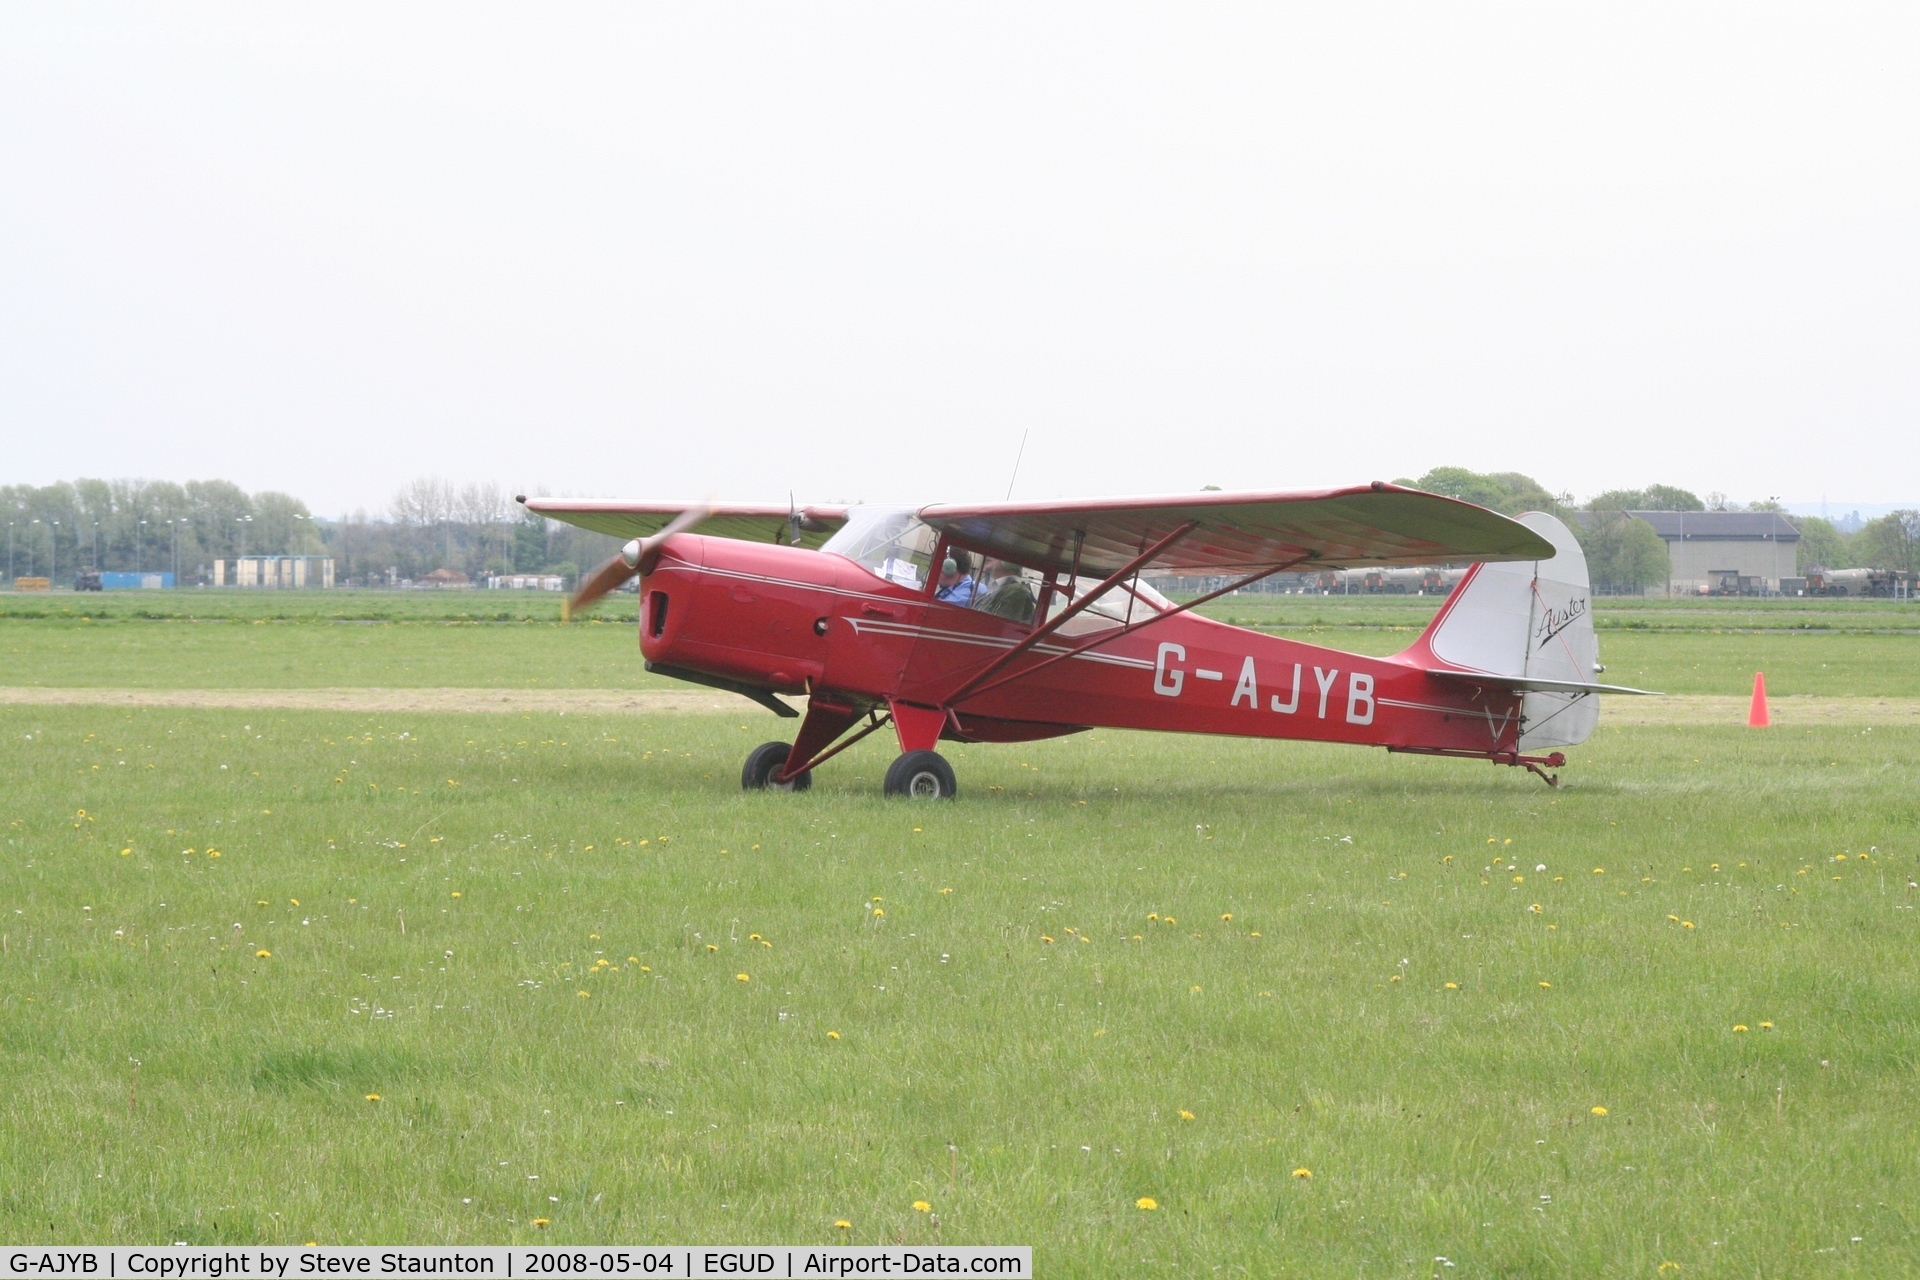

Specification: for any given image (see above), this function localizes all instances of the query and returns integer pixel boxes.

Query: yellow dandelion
[1389,973,1403,982]
[1668,914,1680,922]
[1094,1028,1106,1036]
[834,1220,851,1230]
[912,1200,931,1213]
[1190,985,1201,992]
[735,973,750,983]
[1760,1021,1774,1030]
[532,1218,550,1229]
[1178,1109,1195,1121]
[640,965,651,973]
[1538,981,1551,989]
[1041,936,1055,944]
[451,892,461,898]
[1135,1197,1158,1211]
[257,900,269,906]
[706,943,719,952]
[208,850,221,859]
[1164,916,1175,925]
[1220,913,1232,922]
[1147,913,1158,922]
[1250,931,1262,938]
[365,1093,381,1102]
[1681,921,1695,929]
[628,956,639,964]
[939,887,953,895]
[120,848,131,857]
[1658,1265,1680,1274]
[578,990,591,998]
[872,908,885,917]
[1291,1168,1312,1179]
[1512,874,1524,883]
[1733,1024,1748,1033]
[1528,903,1542,914]
[749,933,762,941]
[1591,1106,1607,1117]
[827,1030,840,1040]
[255,949,271,958]
[1444,982,1459,989]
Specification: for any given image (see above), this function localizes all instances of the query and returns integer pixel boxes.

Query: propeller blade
[564,502,712,620]
[565,555,639,621]
[630,502,710,576]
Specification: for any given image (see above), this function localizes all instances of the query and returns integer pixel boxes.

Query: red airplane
[522,483,1650,798]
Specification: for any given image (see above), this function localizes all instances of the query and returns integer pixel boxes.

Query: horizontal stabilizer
[1426,668,1659,697]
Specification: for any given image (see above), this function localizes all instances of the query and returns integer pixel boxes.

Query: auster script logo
[1534,594,1588,648]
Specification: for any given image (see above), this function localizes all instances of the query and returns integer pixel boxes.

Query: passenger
[974,559,1036,625]
[935,549,977,605]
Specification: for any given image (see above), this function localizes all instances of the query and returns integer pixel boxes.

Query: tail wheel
[883,749,957,799]
[741,741,812,792]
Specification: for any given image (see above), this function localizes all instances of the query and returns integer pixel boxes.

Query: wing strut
[943,523,1197,705]
[952,555,1310,704]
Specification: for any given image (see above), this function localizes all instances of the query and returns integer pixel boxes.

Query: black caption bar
[1,1249,1031,1280]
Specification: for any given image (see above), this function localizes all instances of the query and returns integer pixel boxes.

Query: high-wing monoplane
[521,483,1651,797]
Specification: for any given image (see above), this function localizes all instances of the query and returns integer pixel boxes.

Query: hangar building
[1627,511,1800,595]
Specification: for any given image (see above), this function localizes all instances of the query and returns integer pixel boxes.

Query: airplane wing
[517,498,850,549]
[918,483,1555,577]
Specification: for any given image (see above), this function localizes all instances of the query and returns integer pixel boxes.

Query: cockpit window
[820,507,938,589]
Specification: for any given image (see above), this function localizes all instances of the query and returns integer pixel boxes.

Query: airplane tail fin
[1406,511,1637,750]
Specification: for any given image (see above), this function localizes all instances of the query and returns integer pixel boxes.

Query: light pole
[170,518,180,584]
[91,521,99,570]
[50,520,59,587]
[27,519,37,578]
[238,514,251,560]
[137,520,147,575]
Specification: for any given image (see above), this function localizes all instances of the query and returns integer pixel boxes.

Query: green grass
[5,595,1917,695]
[3,703,1917,1273]
[3,590,1918,1269]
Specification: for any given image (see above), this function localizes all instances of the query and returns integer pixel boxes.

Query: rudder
[1415,512,1600,749]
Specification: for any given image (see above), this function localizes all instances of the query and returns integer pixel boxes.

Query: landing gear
[883,749,957,799]
[741,741,812,792]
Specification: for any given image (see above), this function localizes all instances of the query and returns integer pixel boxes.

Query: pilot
[935,549,977,605]
[974,559,1036,624]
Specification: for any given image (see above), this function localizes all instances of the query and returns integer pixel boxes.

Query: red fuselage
[638,534,1526,759]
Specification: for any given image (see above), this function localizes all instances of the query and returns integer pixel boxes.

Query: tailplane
[1408,511,1652,750]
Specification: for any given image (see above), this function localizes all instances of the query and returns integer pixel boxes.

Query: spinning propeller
[563,503,709,620]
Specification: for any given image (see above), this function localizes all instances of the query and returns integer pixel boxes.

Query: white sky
[3,5,1916,515]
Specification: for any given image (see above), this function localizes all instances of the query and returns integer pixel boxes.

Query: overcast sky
[3,5,1916,516]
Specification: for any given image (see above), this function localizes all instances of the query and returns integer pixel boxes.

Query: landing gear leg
[883,750,957,799]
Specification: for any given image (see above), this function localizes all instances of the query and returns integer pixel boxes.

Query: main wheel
[883,749,957,799]
[741,741,812,792]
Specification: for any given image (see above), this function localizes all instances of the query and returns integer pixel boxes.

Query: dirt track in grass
[2,685,1917,726]
[0,685,755,715]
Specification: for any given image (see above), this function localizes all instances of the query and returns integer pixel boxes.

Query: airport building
[1626,511,1800,595]
[213,555,335,588]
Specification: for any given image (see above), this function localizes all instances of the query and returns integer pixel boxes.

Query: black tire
[883,749,957,799]
[741,741,811,792]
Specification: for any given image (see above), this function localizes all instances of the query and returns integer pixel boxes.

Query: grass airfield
[2,592,1918,1274]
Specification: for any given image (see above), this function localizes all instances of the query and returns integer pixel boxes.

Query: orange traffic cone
[1748,671,1770,728]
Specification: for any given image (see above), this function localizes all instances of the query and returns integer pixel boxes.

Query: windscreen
[820,507,938,589]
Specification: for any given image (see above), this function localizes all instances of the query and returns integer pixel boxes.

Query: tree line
[1395,467,1920,592]
[2,477,619,585]
[9,471,1915,592]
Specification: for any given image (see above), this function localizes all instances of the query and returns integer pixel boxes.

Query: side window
[971,561,1043,625]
